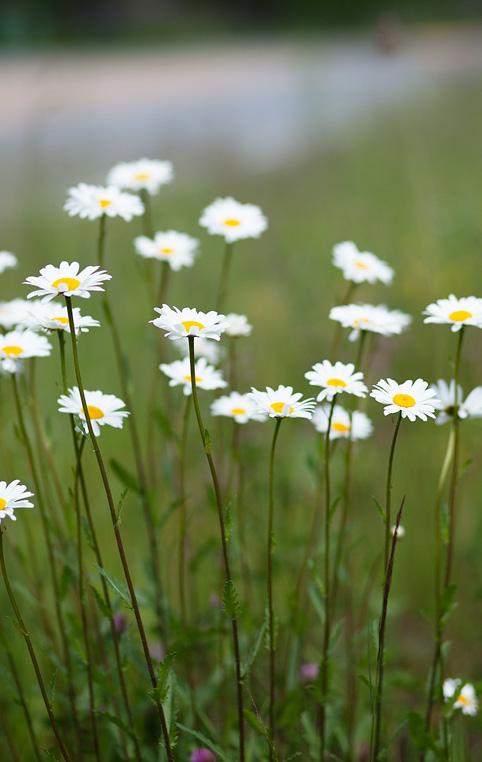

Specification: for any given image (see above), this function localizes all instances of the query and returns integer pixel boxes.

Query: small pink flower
[209,593,221,608]
[113,612,127,636]
[300,662,319,682]
[149,642,165,663]
[191,749,216,762]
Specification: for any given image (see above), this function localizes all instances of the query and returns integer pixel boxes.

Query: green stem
[216,241,234,312]
[267,417,282,760]
[140,189,154,237]
[384,413,403,570]
[2,643,42,762]
[178,394,191,623]
[64,295,174,762]
[188,335,245,762]
[329,281,358,358]
[0,531,74,762]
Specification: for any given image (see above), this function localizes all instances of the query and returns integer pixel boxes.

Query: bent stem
[0,530,74,762]
[267,417,282,759]
[64,295,174,762]
[187,335,245,762]
[216,241,234,312]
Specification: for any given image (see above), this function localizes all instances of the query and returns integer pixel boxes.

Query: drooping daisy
[0,251,18,273]
[329,303,411,342]
[199,197,268,243]
[107,159,173,195]
[134,231,198,271]
[312,404,373,440]
[423,295,482,332]
[151,305,226,342]
[0,330,51,361]
[64,183,144,222]
[57,387,129,437]
[248,385,315,420]
[25,261,111,301]
[0,299,33,330]
[175,336,222,365]
[305,360,368,403]
[0,480,34,524]
[431,379,464,425]
[371,378,440,422]
[160,357,226,396]
[224,313,253,338]
[26,302,100,335]
[332,241,394,285]
[211,392,267,424]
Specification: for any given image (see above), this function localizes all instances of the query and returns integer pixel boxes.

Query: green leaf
[243,708,269,738]
[223,580,241,619]
[109,459,141,495]
[96,565,133,610]
[372,496,386,524]
[440,583,458,626]
[224,499,233,543]
[406,711,443,758]
[89,584,111,620]
[102,711,136,741]
[176,724,230,762]
[329,495,341,524]
[241,617,267,679]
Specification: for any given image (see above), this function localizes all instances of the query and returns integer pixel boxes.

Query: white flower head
[0,330,51,362]
[107,159,173,195]
[175,336,222,365]
[26,302,100,335]
[0,358,22,375]
[224,313,252,338]
[248,385,315,420]
[329,303,411,342]
[57,387,129,437]
[0,299,33,330]
[423,295,482,332]
[462,387,482,419]
[305,360,368,403]
[160,357,226,396]
[371,378,440,422]
[0,251,18,274]
[64,183,144,222]
[0,480,34,524]
[443,678,461,700]
[454,684,478,716]
[25,261,111,302]
[431,380,465,425]
[151,305,226,342]
[312,404,373,441]
[199,197,268,243]
[134,231,198,271]
[332,241,393,285]
[391,524,405,539]
[211,392,267,424]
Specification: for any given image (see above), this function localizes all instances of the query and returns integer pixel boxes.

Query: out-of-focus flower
[107,159,173,195]
[300,662,319,682]
[0,251,18,274]
[0,330,51,361]
[329,303,411,342]
[134,231,198,271]
[305,361,367,403]
[64,183,144,221]
[248,385,315,420]
[199,197,267,243]
[332,241,393,285]
[190,749,216,762]
[312,404,372,440]
[224,313,252,337]
[211,392,267,424]
[160,357,227,396]
[0,299,34,330]
[27,302,100,334]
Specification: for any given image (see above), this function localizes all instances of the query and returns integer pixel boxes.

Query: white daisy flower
[26,302,100,334]
[312,404,373,440]
[151,305,226,342]
[332,241,393,285]
[452,682,478,716]
[329,303,411,342]
[224,313,253,338]
[305,360,368,403]
[0,299,33,330]
[247,385,315,420]
[443,678,461,700]
[63,183,144,222]
[462,387,482,419]
[175,336,222,365]
[0,358,22,375]
[134,231,198,271]
[0,251,18,273]
[211,391,267,424]
[0,480,34,524]
[107,159,173,195]
[391,524,405,539]
[25,261,111,302]
[199,197,268,243]
[0,330,51,361]
[423,295,482,332]
[431,379,465,425]
[371,378,440,422]
[57,387,129,437]
[160,357,226,396]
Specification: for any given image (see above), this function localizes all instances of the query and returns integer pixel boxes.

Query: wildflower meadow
[1,132,481,762]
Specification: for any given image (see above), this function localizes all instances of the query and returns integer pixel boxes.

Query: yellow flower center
[182,320,205,332]
[86,405,104,420]
[2,345,24,356]
[270,401,293,415]
[393,393,416,408]
[355,260,368,269]
[231,407,246,416]
[52,276,81,291]
[224,218,240,226]
[332,421,350,433]
[52,316,69,325]
[456,693,470,707]
[353,317,369,327]
[160,247,174,255]
[327,378,347,388]
[98,199,112,208]
[134,172,150,181]
[448,309,472,322]
[0,498,6,510]
[183,375,202,383]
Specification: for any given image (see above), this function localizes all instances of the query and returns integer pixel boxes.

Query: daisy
[224,313,253,338]
[0,330,51,361]
[423,295,482,332]
[25,261,111,301]
[312,404,373,440]
[160,357,226,396]
[27,302,100,335]
[57,387,129,437]
[0,480,34,524]
[431,379,464,425]
[211,392,267,424]
[134,231,198,271]
[371,378,440,422]
[0,251,18,273]
[199,197,267,243]
[107,159,173,195]
[151,305,226,342]
[329,303,411,342]
[462,387,482,419]
[332,241,393,285]
[175,336,222,365]
[0,358,22,375]
[0,299,33,330]
[64,183,144,222]
[444,680,479,716]
[247,385,315,420]
[305,360,368,402]
[443,678,461,700]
